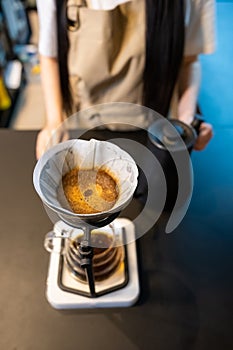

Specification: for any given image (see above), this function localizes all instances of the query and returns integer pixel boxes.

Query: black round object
[148,119,197,153]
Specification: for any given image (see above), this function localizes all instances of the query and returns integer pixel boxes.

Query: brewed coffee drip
[65,232,123,282]
[62,168,119,214]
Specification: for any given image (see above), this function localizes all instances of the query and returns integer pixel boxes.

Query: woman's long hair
[55,0,73,115]
[143,0,185,116]
[56,0,185,117]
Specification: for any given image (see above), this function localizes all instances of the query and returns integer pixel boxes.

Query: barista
[35,0,215,159]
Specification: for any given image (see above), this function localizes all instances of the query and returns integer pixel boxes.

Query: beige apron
[67,0,146,115]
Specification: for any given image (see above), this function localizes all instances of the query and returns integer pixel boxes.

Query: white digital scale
[46,218,140,309]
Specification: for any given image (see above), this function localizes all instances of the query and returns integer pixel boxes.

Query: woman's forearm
[177,55,201,124]
[177,55,213,151]
[40,54,64,128]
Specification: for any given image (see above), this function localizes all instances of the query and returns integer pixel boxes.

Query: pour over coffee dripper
[33,138,138,296]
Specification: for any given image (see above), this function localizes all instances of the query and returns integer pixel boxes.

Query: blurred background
[0,0,232,130]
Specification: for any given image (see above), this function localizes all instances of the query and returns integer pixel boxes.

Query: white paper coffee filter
[33,139,138,222]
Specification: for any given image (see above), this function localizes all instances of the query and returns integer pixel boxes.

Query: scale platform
[46,218,140,309]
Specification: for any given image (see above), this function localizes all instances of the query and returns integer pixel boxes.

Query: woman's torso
[37,0,215,122]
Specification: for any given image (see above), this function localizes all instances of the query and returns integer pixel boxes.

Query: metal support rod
[79,226,96,296]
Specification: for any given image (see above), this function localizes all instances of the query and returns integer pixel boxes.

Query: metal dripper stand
[33,139,140,309]
[69,212,120,298]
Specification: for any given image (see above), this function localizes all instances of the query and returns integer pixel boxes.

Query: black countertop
[0,129,232,350]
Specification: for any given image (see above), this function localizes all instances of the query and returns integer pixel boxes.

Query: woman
[36,0,215,159]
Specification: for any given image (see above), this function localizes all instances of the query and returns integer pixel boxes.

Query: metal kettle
[148,114,204,154]
[145,115,204,211]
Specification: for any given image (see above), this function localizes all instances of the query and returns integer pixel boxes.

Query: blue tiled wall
[199,1,233,127]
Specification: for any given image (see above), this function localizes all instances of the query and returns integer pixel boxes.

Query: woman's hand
[193,122,213,151]
[36,126,69,159]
